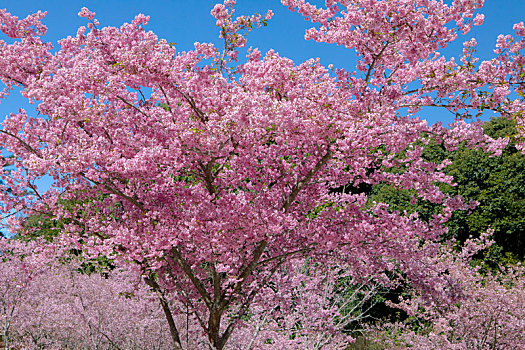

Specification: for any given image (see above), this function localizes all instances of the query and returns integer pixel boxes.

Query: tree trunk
[207,308,225,350]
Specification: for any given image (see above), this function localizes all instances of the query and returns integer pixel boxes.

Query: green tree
[371,117,525,260]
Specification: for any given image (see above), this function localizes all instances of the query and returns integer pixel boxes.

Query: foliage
[446,117,525,259]
[370,117,525,260]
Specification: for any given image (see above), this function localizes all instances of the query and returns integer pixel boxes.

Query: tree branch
[2,74,25,86]
[144,276,184,350]
[79,173,146,214]
[170,247,213,309]
[220,240,268,310]
[172,85,208,123]
[281,147,333,212]
[117,96,150,118]
[365,41,390,84]
[219,255,288,348]
[159,85,172,112]
[0,130,42,158]
[257,246,313,266]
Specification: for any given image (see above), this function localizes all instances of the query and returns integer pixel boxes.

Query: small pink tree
[0,238,174,349]
[1,1,524,348]
[379,233,525,350]
[0,239,46,350]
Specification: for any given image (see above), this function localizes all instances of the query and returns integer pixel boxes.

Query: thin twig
[117,96,150,118]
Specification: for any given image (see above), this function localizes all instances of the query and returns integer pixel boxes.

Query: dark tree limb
[144,276,184,350]
[170,247,213,309]
[281,147,333,212]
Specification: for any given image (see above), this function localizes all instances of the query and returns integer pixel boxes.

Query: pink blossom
[473,13,485,25]
[211,4,228,21]
[77,7,95,21]
[514,21,525,36]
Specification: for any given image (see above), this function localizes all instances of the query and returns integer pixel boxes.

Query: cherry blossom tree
[0,239,45,350]
[1,1,524,349]
[0,238,173,350]
[378,232,525,350]
[227,259,388,349]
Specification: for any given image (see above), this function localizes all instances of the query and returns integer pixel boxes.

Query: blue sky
[1,0,525,124]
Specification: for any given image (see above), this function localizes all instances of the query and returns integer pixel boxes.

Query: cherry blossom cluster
[377,233,525,349]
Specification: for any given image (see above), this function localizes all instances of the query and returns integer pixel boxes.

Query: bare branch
[117,96,150,118]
